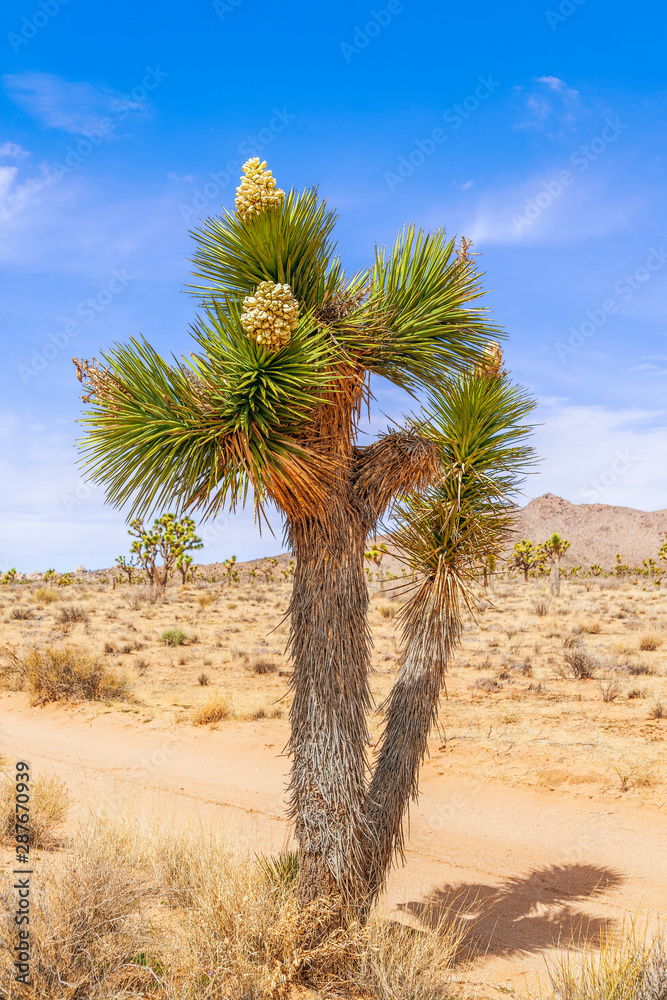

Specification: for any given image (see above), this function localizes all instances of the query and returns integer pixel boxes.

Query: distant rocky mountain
[508,494,667,569]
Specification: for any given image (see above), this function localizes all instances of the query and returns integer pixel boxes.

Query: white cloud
[0,141,29,159]
[529,399,667,510]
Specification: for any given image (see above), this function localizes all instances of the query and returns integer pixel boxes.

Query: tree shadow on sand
[398,864,625,961]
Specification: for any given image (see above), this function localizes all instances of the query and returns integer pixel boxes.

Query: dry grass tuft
[1,644,131,704]
[377,602,401,619]
[0,771,71,848]
[251,656,277,675]
[9,607,33,621]
[190,690,233,725]
[639,630,663,651]
[32,587,59,604]
[547,922,666,1000]
[56,604,88,624]
[0,819,151,998]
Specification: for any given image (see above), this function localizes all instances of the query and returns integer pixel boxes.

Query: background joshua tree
[512,538,539,581]
[73,158,533,918]
[541,532,570,596]
[364,540,389,592]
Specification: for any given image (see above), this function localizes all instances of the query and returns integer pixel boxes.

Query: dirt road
[1,692,665,996]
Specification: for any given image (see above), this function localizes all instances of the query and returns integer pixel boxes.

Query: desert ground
[0,559,665,997]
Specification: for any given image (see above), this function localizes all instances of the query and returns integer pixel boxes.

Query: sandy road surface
[1,692,665,996]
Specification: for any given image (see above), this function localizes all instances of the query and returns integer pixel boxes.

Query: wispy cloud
[530,399,667,509]
[3,72,148,135]
[0,160,52,242]
[514,76,581,133]
[0,141,30,159]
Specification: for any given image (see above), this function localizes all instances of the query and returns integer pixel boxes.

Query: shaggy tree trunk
[362,568,460,909]
[283,429,436,919]
[286,510,373,915]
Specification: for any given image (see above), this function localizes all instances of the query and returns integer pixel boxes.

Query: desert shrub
[121,586,160,610]
[532,599,550,616]
[639,631,663,651]
[160,628,189,646]
[251,656,277,675]
[528,682,549,694]
[10,607,33,620]
[197,594,213,609]
[0,822,150,998]
[120,640,143,655]
[1,645,131,704]
[56,605,88,624]
[649,701,665,720]
[0,772,71,849]
[198,672,210,686]
[623,662,658,676]
[627,685,647,699]
[103,641,116,654]
[231,644,250,662]
[32,587,58,604]
[581,618,602,634]
[191,690,233,725]
[469,677,502,693]
[564,645,597,679]
[598,678,621,702]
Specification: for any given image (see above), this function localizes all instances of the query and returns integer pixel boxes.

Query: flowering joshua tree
[73,159,534,919]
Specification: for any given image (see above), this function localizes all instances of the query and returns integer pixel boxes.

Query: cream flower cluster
[240,281,299,351]
[235,158,285,220]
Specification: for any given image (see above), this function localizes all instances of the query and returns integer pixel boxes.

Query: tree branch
[352,430,438,527]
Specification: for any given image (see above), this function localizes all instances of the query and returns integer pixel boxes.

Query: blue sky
[1,0,666,571]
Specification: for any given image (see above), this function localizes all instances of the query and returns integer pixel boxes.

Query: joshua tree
[364,540,389,592]
[512,538,538,581]
[73,159,533,918]
[127,513,203,591]
[541,532,570,596]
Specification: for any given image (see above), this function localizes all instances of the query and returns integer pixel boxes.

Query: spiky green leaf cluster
[392,370,536,579]
[189,188,344,311]
[77,162,518,522]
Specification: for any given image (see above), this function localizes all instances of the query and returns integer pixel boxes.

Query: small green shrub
[161,628,189,646]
